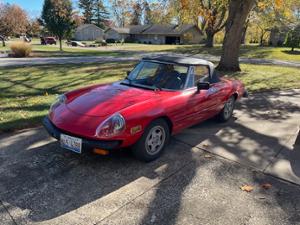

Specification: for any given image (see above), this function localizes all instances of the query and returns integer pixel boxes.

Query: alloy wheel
[145,125,166,155]
[223,97,234,119]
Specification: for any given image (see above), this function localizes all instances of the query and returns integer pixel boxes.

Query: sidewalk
[175,89,300,185]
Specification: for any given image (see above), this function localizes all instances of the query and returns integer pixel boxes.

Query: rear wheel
[132,119,170,162]
[217,96,235,122]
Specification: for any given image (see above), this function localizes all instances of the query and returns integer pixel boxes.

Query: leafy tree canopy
[42,0,75,51]
[285,24,300,51]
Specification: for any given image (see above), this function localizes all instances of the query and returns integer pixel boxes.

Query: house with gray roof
[105,24,204,44]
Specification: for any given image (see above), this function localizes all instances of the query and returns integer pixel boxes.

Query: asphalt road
[0,90,300,225]
[0,53,300,68]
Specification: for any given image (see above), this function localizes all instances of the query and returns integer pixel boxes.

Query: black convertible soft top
[142,55,215,74]
[142,55,210,65]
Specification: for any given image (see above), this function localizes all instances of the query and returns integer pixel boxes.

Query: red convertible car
[43,56,247,161]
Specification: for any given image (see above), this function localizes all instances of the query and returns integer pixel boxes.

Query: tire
[217,96,235,122]
[132,119,170,162]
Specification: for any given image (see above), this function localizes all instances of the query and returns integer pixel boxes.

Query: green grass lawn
[226,64,300,92]
[0,62,134,133]
[1,62,300,133]
[172,45,300,62]
[1,39,300,61]
[0,42,124,57]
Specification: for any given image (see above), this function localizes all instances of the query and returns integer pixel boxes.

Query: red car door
[166,66,227,132]
[207,81,229,115]
[188,65,222,122]
[187,88,213,122]
[166,88,211,132]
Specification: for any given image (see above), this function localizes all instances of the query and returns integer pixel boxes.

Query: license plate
[60,134,82,154]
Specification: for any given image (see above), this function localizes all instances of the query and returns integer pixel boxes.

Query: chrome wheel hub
[145,126,166,155]
[224,98,234,119]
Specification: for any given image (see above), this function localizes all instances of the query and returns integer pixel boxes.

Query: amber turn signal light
[93,148,109,155]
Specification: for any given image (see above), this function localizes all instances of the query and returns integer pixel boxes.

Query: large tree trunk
[0,36,5,47]
[205,31,215,47]
[59,37,63,51]
[259,30,268,46]
[259,32,264,46]
[216,0,255,72]
[241,24,248,44]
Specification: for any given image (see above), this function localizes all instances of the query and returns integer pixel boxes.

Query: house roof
[107,25,152,34]
[129,25,152,34]
[76,24,104,32]
[111,27,130,34]
[106,24,202,36]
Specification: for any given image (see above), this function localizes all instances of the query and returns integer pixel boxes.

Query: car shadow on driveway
[137,90,300,225]
[0,127,208,224]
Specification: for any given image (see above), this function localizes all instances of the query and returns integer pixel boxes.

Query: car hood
[65,83,157,117]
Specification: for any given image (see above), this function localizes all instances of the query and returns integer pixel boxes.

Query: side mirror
[197,82,210,93]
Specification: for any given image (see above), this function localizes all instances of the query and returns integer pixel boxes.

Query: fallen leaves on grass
[240,185,254,192]
[261,183,272,190]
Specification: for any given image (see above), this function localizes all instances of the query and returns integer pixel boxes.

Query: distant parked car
[41,37,57,45]
[20,35,31,43]
[66,41,86,47]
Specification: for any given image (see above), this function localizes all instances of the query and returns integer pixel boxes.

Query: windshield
[126,61,189,90]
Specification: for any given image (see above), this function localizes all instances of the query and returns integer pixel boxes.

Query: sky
[2,0,110,18]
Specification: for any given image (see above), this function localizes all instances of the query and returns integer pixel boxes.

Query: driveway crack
[0,199,18,225]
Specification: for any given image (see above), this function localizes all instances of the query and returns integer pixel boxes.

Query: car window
[174,65,187,74]
[129,62,144,78]
[211,70,221,83]
[127,61,188,90]
[194,66,210,85]
[137,62,159,79]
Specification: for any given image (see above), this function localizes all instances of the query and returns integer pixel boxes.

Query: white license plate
[60,134,82,154]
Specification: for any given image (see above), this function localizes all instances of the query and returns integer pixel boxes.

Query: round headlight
[49,94,66,113]
[95,113,126,138]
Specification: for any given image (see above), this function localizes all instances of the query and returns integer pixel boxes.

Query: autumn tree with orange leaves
[180,0,228,47]
[0,3,29,46]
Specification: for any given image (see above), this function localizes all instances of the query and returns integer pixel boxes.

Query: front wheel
[217,96,235,122]
[132,119,170,162]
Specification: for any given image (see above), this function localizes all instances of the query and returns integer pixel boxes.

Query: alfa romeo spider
[43,56,247,161]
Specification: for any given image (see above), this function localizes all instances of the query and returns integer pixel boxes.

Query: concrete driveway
[1,90,300,225]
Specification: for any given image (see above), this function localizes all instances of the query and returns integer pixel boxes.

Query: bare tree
[110,0,131,27]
